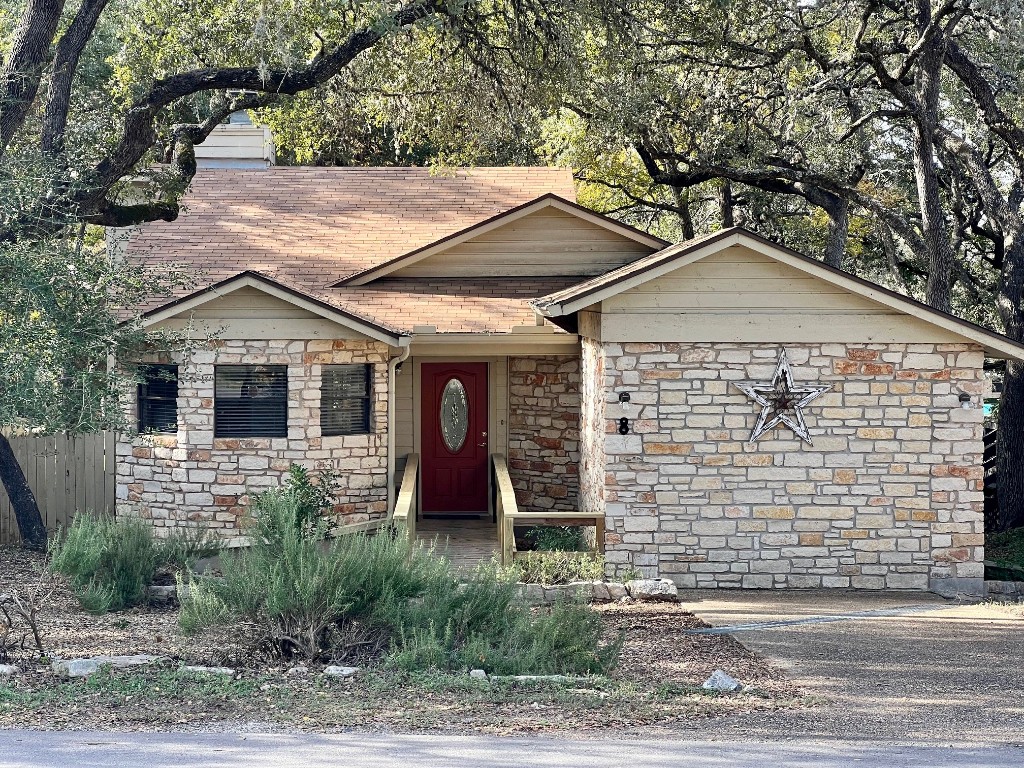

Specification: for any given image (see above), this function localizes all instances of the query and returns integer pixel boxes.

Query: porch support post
[386,343,411,518]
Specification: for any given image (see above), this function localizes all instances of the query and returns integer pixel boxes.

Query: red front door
[421,362,489,514]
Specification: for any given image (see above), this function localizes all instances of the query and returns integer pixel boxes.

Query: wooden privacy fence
[0,432,116,545]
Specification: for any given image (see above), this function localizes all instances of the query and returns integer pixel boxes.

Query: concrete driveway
[681,590,1024,747]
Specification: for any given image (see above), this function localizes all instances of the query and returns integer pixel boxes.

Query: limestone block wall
[596,342,986,592]
[116,339,390,534]
[507,356,581,513]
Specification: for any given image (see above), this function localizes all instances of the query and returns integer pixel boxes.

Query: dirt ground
[673,590,1024,746]
[0,547,807,734]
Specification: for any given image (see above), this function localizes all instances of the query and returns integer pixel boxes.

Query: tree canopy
[4,0,1024,538]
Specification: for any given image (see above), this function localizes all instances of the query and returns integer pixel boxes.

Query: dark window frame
[214,364,289,438]
[137,364,179,434]
[321,364,373,437]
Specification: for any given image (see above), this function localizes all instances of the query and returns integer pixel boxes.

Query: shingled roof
[130,166,582,334]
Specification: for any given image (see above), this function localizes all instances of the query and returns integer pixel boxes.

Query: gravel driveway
[676,590,1024,746]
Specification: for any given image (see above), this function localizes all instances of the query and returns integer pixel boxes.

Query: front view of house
[117,167,1022,596]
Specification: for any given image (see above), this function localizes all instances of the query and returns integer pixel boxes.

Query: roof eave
[531,228,1024,361]
[138,271,411,347]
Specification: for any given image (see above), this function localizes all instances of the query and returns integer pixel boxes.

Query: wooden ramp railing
[492,453,605,566]
[392,454,419,544]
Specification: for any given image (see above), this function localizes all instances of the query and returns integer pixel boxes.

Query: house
[117,165,1024,596]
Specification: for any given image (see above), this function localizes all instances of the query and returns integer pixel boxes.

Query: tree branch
[41,0,112,156]
[0,0,67,162]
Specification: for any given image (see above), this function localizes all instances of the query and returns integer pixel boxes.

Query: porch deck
[416,517,499,571]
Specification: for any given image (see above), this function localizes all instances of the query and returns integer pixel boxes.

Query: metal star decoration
[735,349,832,445]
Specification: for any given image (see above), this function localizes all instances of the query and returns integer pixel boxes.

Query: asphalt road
[1,731,1022,768]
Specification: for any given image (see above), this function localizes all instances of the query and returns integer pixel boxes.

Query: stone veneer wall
[597,342,986,593]
[507,356,581,513]
[116,339,390,533]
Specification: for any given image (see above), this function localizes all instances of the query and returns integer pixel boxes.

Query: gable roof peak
[532,227,1024,360]
[334,193,669,287]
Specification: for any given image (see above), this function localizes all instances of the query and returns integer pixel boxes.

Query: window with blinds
[214,365,288,438]
[138,364,179,434]
[322,364,372,436]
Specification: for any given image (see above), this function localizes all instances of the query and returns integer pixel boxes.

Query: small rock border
[985,580,1024,601]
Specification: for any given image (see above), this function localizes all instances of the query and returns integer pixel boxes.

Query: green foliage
[49,514,219,613]
[180,495,619,675]
[987,528,1024,573]
[248,463,338,536]
[390,590,619,676]
[502,551,606,586]
[49,516,160,613]
[526,525,587,552]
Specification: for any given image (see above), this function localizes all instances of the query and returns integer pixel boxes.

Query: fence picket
[0,432,117,546]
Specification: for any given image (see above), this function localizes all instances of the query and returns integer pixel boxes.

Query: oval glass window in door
[440,378,469,453]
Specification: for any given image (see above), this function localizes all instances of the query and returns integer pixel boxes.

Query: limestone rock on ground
[702,669,742,692]
[0,664,19,676]
[469,669,488,680]
[606,583,628,601]
[182,665,235,676]
[625,578,679,602]
[323,666,359,678]
[51,654,163,678]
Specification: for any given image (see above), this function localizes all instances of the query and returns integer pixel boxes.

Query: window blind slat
[138,365,178,434]
[215,365,288,438]
[322,364,371,436]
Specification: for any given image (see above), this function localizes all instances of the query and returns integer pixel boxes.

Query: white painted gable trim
[536,230,1024,361]
[140,273,410,347]
[337,195,668,286]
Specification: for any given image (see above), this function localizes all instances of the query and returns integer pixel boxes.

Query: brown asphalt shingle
[130,166,580,334]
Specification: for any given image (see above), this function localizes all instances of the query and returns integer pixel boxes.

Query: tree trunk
[996,233,1024,531]
[0,434,47,549]
[996,362,1024,531]
[803,186,850,269]
[915,121,955,312]
[672,186,695,240]
[719,179,735,228]
[913,2,955,312]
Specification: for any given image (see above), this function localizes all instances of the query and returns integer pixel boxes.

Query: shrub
[249,463,337,535]
[180,493,620,675]
[49,515,220,613]
[160,526,220,571]
[526,525,587,552]
[181,492,447,659]
[50,516,161,613]
[503,551,606,585]
[389,581,618,679]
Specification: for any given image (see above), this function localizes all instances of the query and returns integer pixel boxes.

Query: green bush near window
[49,516,218,614]
[249,463,337,534]
[179,492,620,675]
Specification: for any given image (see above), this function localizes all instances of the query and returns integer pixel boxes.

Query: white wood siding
[152,286,368,340]
[598,245,969,344]
[395,363,415,466]
[389,208,655,279]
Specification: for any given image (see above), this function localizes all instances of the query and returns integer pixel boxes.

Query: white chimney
[194,111,276,169]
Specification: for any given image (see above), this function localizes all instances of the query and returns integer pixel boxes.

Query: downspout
[386,341,412,517]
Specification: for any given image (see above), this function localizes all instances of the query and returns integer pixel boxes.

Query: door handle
[478,442,487,447]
